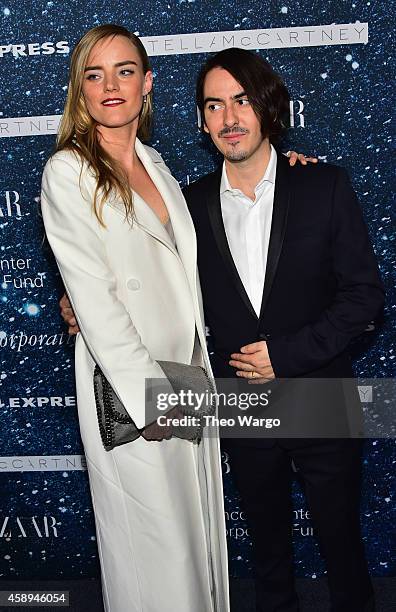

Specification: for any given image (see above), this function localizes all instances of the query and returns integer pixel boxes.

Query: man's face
[202,67,265,163]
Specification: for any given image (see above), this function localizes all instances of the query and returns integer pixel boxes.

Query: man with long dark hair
[184,48,383,611]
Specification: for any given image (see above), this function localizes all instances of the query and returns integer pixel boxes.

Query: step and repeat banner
[0,1,394,582]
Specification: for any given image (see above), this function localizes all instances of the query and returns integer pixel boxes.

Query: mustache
[218,126,249,137]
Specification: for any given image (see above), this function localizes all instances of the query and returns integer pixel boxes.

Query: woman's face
[82,35,152,131]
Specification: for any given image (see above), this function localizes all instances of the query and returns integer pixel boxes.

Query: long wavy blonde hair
[56,24,153,225]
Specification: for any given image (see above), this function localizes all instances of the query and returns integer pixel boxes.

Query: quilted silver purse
[94,361,216,451]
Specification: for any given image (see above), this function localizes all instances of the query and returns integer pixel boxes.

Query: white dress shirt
[220,145,277,316]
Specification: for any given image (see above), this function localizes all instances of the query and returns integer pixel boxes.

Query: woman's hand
[141,407,183,441]
[286,151,318,166]
[141,419,173,441]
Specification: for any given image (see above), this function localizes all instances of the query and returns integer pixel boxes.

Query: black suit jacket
[183,153,384,379]
[183,154,384,446]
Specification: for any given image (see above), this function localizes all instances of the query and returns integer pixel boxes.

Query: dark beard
[224,149,249,162]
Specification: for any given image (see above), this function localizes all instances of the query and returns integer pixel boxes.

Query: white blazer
[41,139,230,612]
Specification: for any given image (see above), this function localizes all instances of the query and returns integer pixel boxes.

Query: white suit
[41,139,230,612]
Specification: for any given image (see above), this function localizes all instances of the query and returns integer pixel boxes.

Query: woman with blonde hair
[41,24,229,612]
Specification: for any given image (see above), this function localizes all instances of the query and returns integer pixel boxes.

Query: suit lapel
[206,168,258,320]
[259,153,291,319]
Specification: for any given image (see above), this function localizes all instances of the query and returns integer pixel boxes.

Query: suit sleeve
[267,167,385,377]
[41,154,173,429]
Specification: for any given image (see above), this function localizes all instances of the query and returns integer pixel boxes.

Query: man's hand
[229,341,275,383]
[60,293,80,335]
[286,151,318,166]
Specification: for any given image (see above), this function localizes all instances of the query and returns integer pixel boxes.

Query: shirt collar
[220,144,277,196]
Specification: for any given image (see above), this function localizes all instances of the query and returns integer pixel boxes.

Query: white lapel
[133,191,177,254]
[135,139,198,287]
[136,140,208,342]
[106,153,176,255]
[107,139,206,342]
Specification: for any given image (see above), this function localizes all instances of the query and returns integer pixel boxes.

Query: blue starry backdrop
[0,0,394,580]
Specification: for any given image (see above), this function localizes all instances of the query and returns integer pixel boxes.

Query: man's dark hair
[196,48,290,143]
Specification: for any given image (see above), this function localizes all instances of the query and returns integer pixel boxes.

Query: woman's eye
[86,73,100,81]
[120,69,134,76]
[237,98,250,106]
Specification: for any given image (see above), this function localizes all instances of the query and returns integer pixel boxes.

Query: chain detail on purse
[94,361,216,451]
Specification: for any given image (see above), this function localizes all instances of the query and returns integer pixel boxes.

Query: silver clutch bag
[94,361,216,451]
